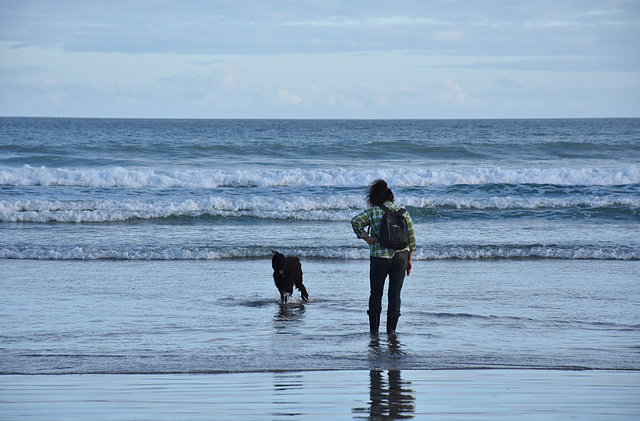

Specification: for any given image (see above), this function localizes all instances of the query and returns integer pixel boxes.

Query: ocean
[1,117,639,419]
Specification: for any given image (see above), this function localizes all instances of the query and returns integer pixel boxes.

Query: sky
[0,0,639,119]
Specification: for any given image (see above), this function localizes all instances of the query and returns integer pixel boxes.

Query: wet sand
[2,369,638,420]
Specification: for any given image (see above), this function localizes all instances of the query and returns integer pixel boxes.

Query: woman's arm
[351,209,372,241]
[405,211,416,275]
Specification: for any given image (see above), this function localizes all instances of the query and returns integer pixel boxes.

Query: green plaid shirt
[351,201,416,259]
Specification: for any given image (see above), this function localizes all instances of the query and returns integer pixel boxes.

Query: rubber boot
[368,310,380,335]
[386,313,400,336]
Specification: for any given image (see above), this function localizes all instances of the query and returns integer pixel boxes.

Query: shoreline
[4,365,640,376]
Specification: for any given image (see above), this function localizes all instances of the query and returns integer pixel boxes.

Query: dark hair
[367,179,394,207]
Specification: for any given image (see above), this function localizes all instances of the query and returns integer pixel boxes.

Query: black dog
[271,250,310,303]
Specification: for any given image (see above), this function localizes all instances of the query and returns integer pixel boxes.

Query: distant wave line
[1,165,639,188]
[1,245,637,261]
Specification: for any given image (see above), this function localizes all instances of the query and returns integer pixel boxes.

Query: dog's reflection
[354,369,415,419]
[273,302,306,334]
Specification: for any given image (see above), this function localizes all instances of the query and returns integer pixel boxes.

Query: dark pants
[369,251,408,316]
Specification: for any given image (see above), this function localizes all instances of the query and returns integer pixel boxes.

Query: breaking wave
[2,165,639,188]
[1,244,637,261]
[2,195,638,223]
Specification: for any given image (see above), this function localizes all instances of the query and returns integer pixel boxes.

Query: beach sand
[2,369,639,420]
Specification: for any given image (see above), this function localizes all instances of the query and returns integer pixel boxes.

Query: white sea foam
[1,193,637,223]
[403,196,639,211]
[1,245,636,261]
[0,196,362,223]
[1,194,637,223]
[2,165,639,188]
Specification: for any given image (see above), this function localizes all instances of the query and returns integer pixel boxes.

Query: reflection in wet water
[273,302,306,334]
[271,303,414,418]
[358,335,414,419]
[272,372,305,418]
[353,370,415,419]
[368,335,406,357]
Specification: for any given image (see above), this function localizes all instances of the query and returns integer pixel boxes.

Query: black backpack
[377,204,410,250]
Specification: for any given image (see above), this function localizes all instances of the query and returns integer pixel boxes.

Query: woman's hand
[406,251,414,276]
[364,236,377,246]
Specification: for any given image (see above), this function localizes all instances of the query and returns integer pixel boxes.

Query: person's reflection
[360,335,414,419]
[387,335,404,356]
[369,335,405,357]
[362,369,415,419]
[272,372,304,418]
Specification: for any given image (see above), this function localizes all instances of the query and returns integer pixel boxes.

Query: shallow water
[2,259,638,374]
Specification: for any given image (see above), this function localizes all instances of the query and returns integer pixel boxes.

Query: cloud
[435,55,639,73]
[159,63,241,91]
[188,59,228,66]
[432,31,465,42]
[276,89,310,105]
[494,78,524,89]
[0,65,48,78]
[281,16,443,27]
[1,1,638,119]
[220,64,241,90]
[436,80,467,104]
[1,0,637,62]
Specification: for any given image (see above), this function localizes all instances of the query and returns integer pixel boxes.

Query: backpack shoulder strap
[379,203,405,215]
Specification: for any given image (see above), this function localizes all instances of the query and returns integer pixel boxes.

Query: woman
[351,179,416,336]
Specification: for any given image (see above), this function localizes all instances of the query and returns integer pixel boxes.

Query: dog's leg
[296,281,310,302]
